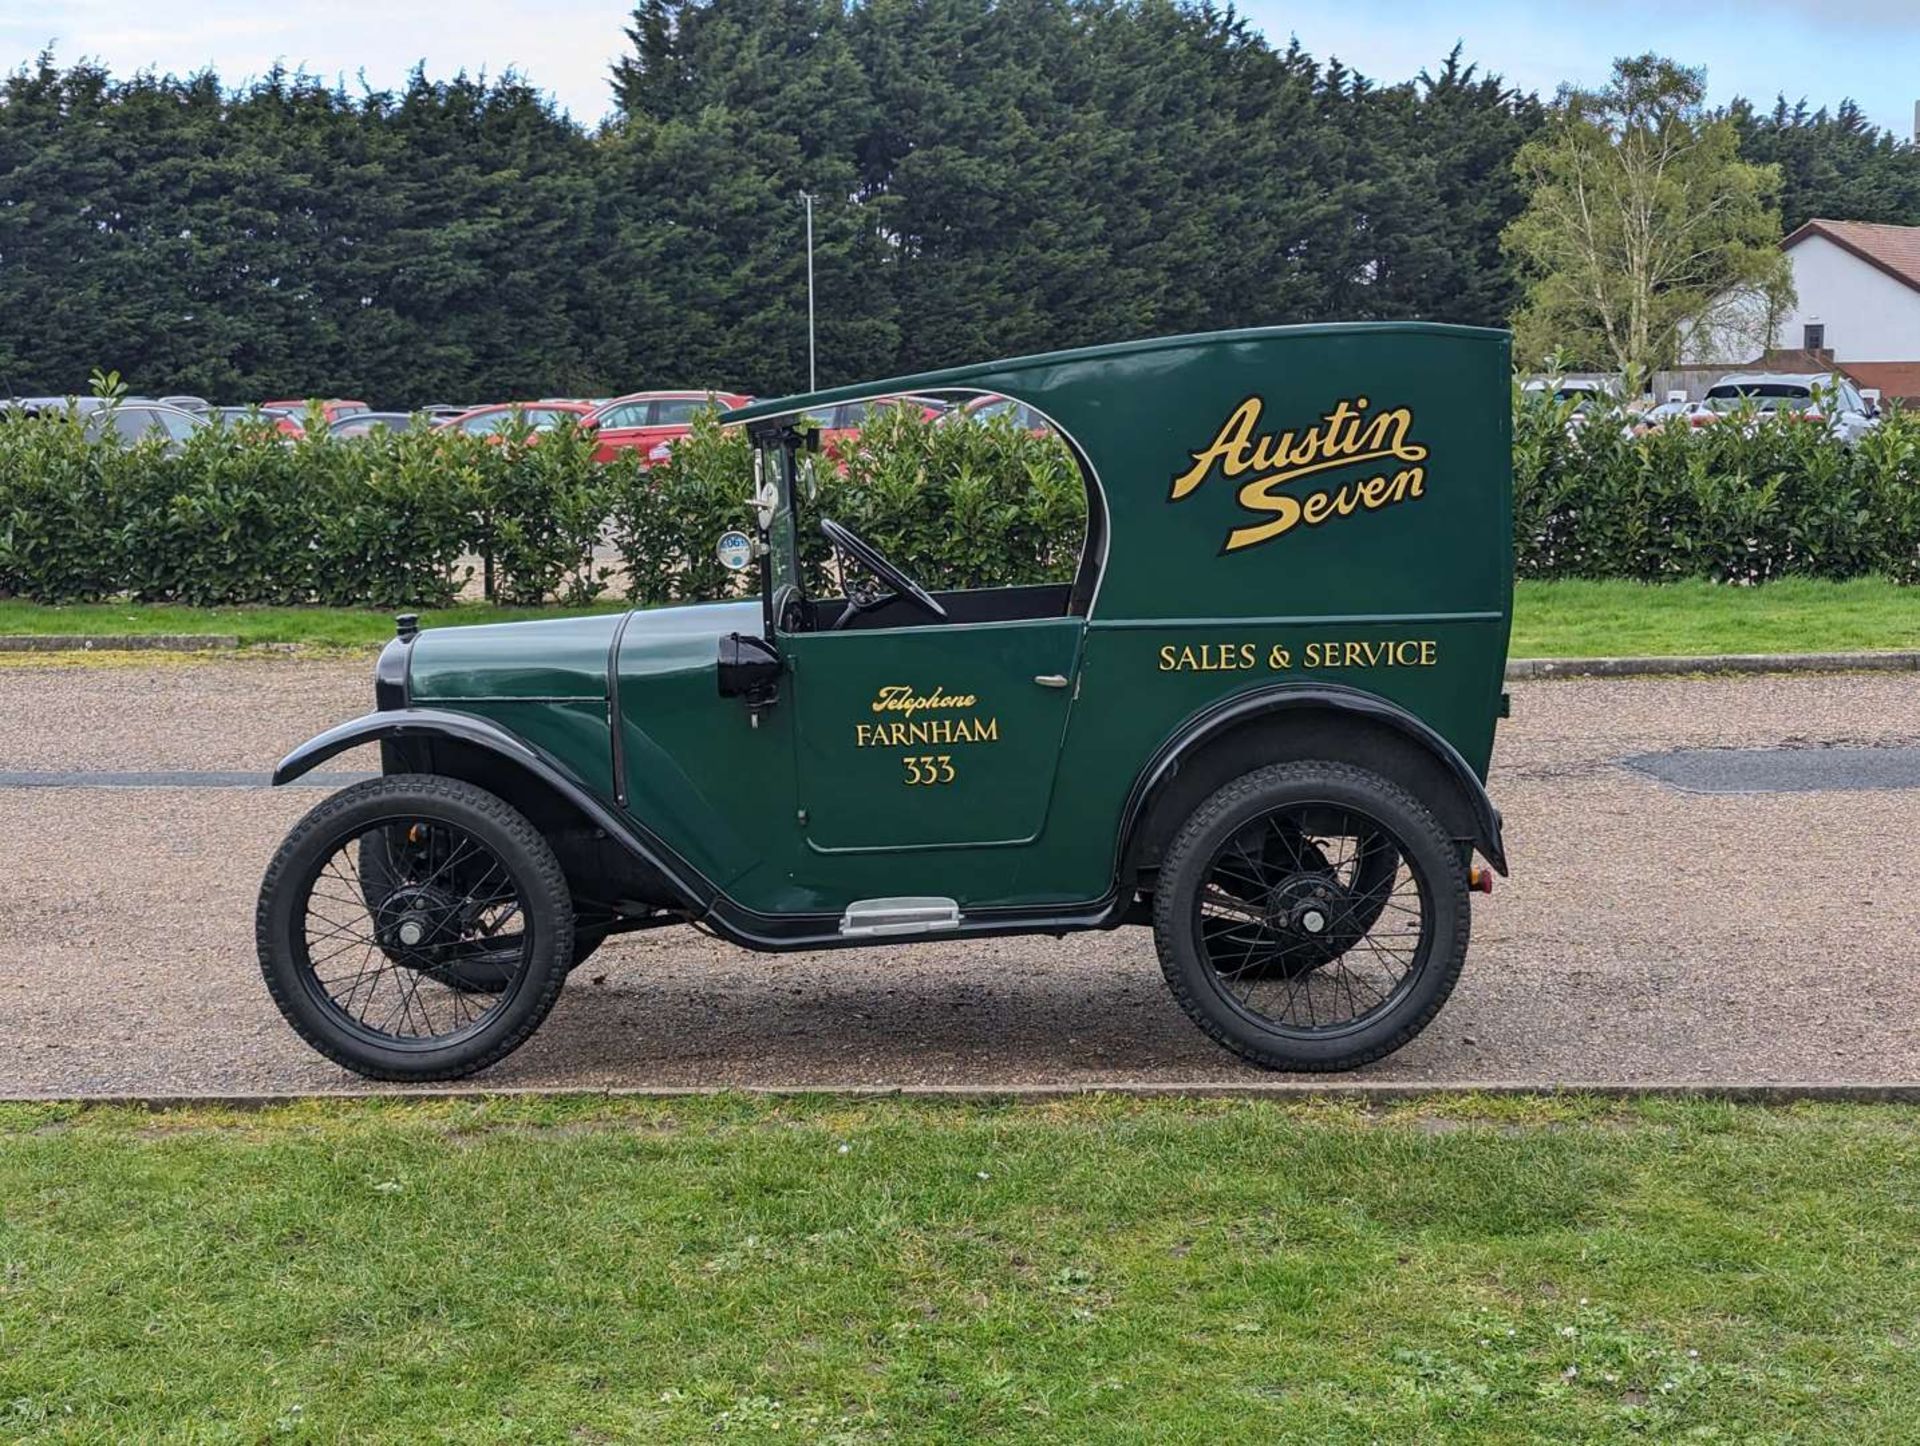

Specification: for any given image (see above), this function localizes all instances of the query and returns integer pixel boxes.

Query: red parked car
[814,394,949,459]
[215,405,305,438]
[584,390,752,465]
[434,401,598,438]
[263,399,370,425]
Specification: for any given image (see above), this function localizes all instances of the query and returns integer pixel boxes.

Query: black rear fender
[1121,686,1507,887]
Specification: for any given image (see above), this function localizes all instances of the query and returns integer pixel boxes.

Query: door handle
[1033,674,1070,688]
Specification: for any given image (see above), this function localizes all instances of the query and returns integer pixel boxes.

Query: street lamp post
[800,191,817,391]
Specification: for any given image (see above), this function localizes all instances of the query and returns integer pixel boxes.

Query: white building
[1686,219,1920,405]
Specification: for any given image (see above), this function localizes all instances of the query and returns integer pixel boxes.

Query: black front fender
[274,707,528,787]
[272,708,716,910]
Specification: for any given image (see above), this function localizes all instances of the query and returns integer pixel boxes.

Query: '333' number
[901,754,955,785]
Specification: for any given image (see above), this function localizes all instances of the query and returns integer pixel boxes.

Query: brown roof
[1748,346,1835,371]
[1840,361,1920,405]
[1785,219,1920,294]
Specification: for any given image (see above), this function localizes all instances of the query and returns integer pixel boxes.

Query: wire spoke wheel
[1152,762,1470,1072]
[1196,803,1424,1034]
[258,775,573,1081]
[300,818,530,1045]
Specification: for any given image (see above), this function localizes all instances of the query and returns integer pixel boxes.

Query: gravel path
[2,656,1917,1096]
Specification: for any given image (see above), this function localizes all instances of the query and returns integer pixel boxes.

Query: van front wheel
[257,774,574,1081]
[1151,761,1469,1072]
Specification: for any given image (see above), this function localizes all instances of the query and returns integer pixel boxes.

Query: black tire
[257,774,574,1081]
[1151,761,1469,1072]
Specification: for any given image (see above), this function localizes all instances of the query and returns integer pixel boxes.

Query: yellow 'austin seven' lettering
[1169,395,1430,552]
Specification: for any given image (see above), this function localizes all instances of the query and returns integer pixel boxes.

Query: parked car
[3,395,158,414]
[585,390,753,465]
[0,395,88,417]
[328,411,419,439]
[1626,400,1715,437]
[264,398,371,425]
[435,401,597,437]
[83,400,208,451]
[215,405,304,438]
[1703,374,1878,444]
[953,393,1054,434]
[1519,377,1623,434]
[259,321,1512,1082]
[1521,378,1619,406]
[815,394,950,456]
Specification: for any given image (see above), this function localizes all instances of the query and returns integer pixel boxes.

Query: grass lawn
[0,599,630,650]
[1509,577,1920,658]
[3,577,1920,658]
[3,1094,1919,1441]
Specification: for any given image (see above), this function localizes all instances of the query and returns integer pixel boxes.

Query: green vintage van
[259,323,1513,1080]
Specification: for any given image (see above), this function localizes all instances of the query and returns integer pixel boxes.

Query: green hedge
[8,397,1920,610]
[0,404,1086,608]
[1515,397,1920,583]
[0,411,610,607]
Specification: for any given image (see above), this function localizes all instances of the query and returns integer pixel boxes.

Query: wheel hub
[1266,873,1344,936]
[375,883,463,959]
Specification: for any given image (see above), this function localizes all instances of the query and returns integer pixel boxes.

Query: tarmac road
[2,653,1918,1096]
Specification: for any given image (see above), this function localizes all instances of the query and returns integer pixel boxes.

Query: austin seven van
[259,323,1513,1080]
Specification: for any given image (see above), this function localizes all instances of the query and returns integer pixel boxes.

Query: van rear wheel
[1151,761,1468,1071]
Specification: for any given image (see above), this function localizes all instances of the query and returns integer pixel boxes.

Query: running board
[838,897,962,938]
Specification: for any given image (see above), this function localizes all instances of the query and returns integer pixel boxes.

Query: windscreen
[1706,382,1815,413]
[760,435,802,631]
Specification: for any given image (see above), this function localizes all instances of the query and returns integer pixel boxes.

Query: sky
[7,0,1920,139]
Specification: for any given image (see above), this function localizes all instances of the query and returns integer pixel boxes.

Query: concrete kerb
[0,634,240,653]
[11,1080,1920,1108]
[1507,650,1920,681]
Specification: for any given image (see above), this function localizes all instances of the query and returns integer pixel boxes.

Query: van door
[781,615,1083,852]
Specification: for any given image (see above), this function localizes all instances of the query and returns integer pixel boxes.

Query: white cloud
[7,0,1918,137]
[1,0,632,122]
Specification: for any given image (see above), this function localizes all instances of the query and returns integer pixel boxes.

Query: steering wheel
[819,518,948,629]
